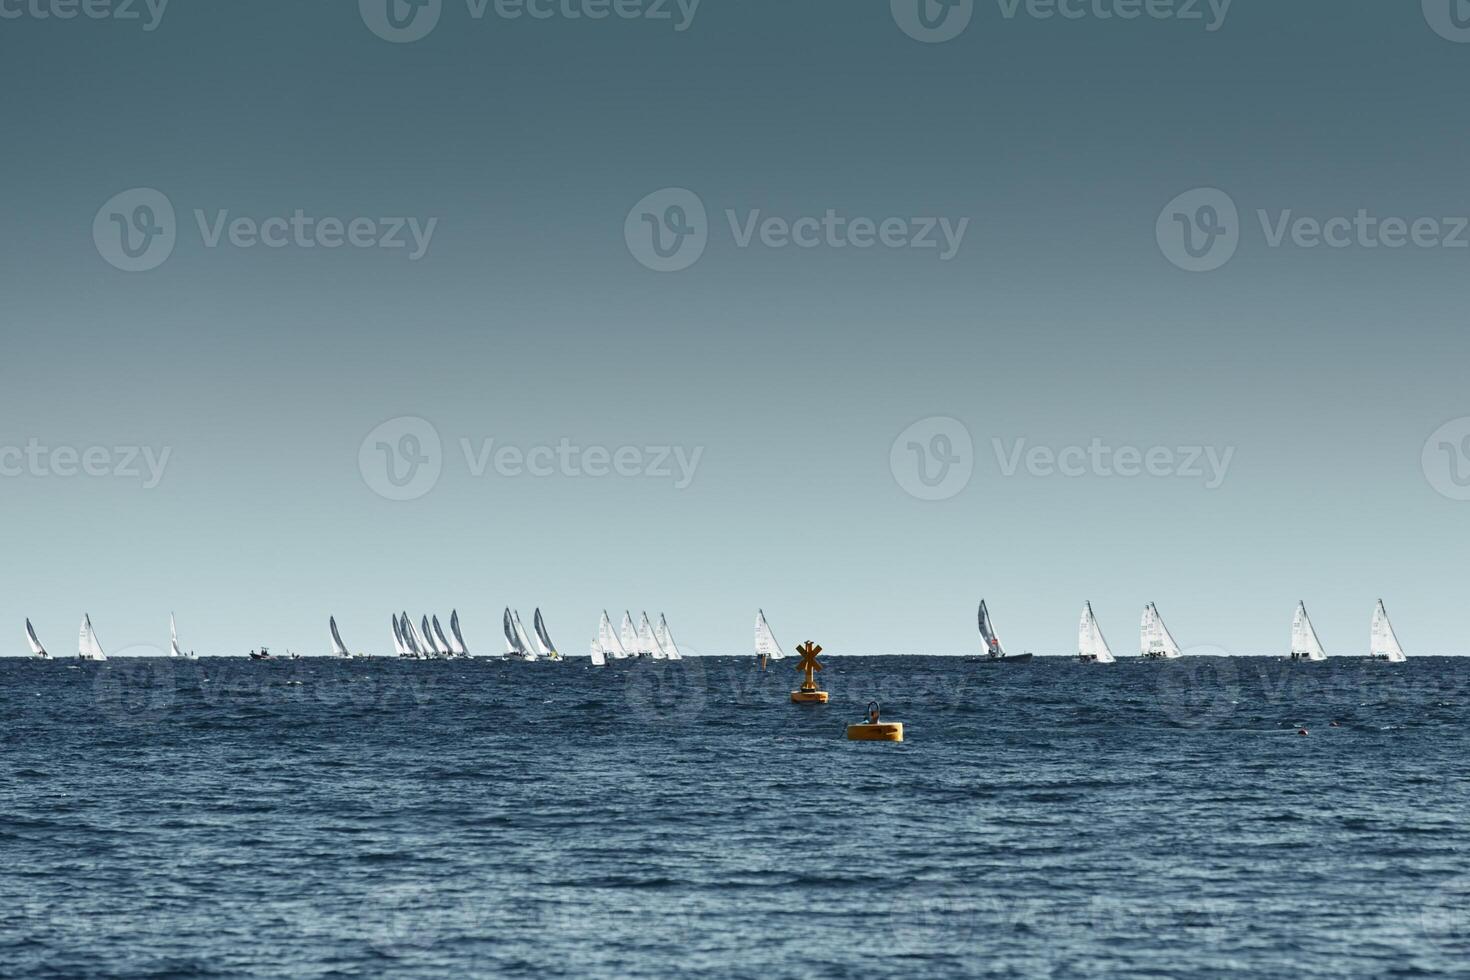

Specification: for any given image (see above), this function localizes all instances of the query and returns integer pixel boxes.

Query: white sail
[416,616,439,658]
[977,600,1004,658]
[620,612,638,658]
[597,610,627,660]
[431,616,453,656]
[1078,602,1115,663]
[391,615,408,656]
[330,616,350,658]
[511,609,540,661]
[1290,602,1327,661]
[755,609,786,661]
[636,612,663,658]
[533,609,560,660]
[449,610,468,656]
[588,637,607,665]
[1370,599,1407,662]
[655,614,683,660]
[26,618,49,659]
[78,614,107,661]
[1140,602,1182,659]
[169,613,196,659]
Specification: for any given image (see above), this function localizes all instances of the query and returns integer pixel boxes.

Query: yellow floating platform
[847,722,904,742]
[791,690,829,703]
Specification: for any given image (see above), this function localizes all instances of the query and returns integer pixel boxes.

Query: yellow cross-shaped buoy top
[790,641,829,703]
[797,641,823,674]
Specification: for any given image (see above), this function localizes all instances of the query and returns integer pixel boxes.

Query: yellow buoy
[790,640,828,704]
[847,701,904,742]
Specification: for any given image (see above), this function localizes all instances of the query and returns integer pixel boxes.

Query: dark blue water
[3,656,1468,978]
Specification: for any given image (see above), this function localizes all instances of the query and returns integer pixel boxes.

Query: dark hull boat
[975,601,1033,663]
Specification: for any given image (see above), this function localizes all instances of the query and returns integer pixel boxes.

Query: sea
[2,655,1468,979]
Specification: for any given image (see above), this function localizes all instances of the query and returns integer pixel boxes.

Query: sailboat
[415,616,441,659]
[1077,602,1115,663]
[590,609,625,664]
[448,610,469,657]
[431,616,454,658]
[78,614,107,662]
[532,609,562,661]
[977,600,1033,663]
[25,619,50,659]
[755,609,785,667]
[1289,602,1327,662]
[620,612,639,660]
[329,616,353,659]
[654,614,683,661]
[1140,602,1183,659]
[1369,599,1407,662]
[503,608,538,661]
[636,611,665,659]
[170,613,197,659]
[391,614,411,657]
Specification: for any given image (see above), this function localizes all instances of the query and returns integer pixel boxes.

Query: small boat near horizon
[532,608,562,662]
[1370,599,1407,662]
[636,611,665,659]
[1140,602,1182,660]
[654,614,683,661]
[449,610,469,658]
[26,618,50,660]
[503,608,539,661]
[620,612,639,660]
[330,616,364,659]
[976,600,1033,663]
[1290,602,1327,662]
[755,609,785,668]
[590,609,627,665]
[170,613,197,659]
[78,614,107,662]
[1078,602,1115,663]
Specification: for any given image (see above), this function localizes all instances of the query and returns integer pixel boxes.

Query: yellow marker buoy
[790,641,829,704]
[847,701,904,742]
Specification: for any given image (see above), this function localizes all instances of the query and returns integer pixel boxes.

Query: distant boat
[25,619,50,659]
[654,614,683,661]
[1077,602,1115,664]
[78,614,107,662]
[533,609,562,661]
[170,613,197,659]
[590,609,625,664]
[503,608,537,661]
[755,609,785,666]
[412,616,437,659]
[329,616,353,658]
[448,610,469,657]
[636,611,664,659]
[1140,602,1182,660]
[391,614,411,658]
[1369,599,1407,662]
[1289,602,1327,662]
[431,615,454,658]
[619,611,639,660]
[977,600,1033,663]
[249,647,275,661]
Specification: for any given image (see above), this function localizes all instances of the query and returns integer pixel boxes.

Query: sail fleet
[12,601,1424,661]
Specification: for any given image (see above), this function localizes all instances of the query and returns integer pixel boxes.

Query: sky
[2,1,1469,657]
